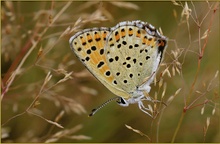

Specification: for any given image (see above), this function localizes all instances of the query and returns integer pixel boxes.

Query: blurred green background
[1,1,219,143]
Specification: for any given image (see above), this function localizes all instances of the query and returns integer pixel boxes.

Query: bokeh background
[1,1,219,143]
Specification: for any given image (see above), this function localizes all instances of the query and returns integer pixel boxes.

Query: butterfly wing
[105,21,167,96]
[69,28,130,98]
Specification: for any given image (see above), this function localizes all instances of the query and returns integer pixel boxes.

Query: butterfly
[69,20,167,117]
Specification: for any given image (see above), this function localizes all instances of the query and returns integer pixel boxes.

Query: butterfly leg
[138,101,153,117]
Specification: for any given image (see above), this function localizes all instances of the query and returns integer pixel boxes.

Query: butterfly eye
[116,97,129,107]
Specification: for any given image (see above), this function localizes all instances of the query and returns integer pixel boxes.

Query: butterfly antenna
[88,96,120,117]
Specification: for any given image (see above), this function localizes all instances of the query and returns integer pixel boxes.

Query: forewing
[69,28,130,98]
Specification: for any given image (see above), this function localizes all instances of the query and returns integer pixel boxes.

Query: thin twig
[172,2,218,142]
